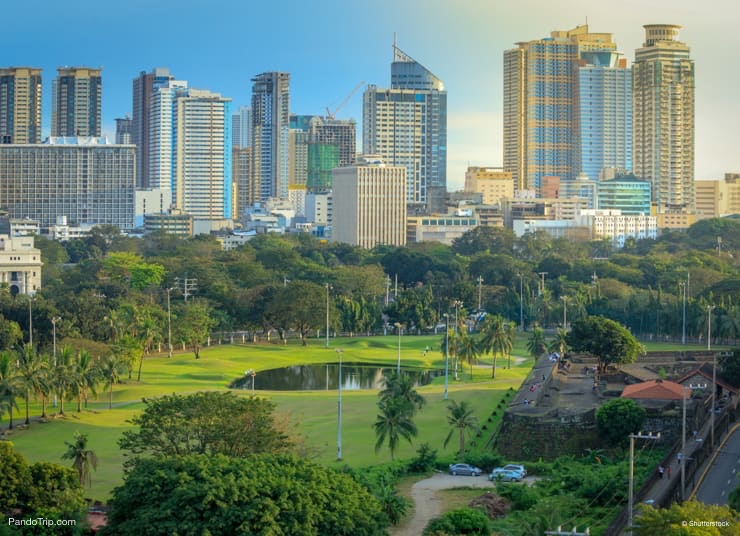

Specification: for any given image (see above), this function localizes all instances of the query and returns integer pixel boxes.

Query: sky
[4,0,739,190]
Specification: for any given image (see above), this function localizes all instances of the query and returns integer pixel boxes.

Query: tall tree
[527,325,547,359]
[373,397,418,461]
[549,328,569,359]
[479,314,505,379]
[16,343,45,425]
[174,300,215,359]
[567,315,644,373]
[379,371,426,416]
[443,400,479,456]
[0,350,20,429]
[53,345,74,415]
[504,320,516,369]
[72,349,98,412]
[457,332,481,379]
[99,353,125,409]
[61,432,98,487]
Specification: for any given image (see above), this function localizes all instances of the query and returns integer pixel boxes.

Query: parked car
[489,468,522,482]
[449,463,482,476]
[502,464,527,477]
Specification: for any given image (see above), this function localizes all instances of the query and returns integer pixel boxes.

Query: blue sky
[4,0,738,189]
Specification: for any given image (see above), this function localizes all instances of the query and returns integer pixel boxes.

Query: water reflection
[229,363,442,391]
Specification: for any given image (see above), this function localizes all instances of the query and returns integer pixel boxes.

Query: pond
[229,363,444,391]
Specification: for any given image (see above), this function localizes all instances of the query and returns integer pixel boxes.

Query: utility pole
[538,272,548,295]
[679,281,686,345]
[175,276,198,302]
[476,275,483,312]
[628,432,660,534]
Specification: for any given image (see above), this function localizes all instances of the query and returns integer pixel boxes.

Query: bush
[495,483,541,511]
[460,452,504,473]
[408,442,438,474]
[424,508,491,535]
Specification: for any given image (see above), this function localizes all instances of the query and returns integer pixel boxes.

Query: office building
[633,24,694,214]
[694,174,740,219]
[598,174,652,215]
[115,116,132,144]
[132,68,174,188]
[576,51,632,181]
[363,44,446,208]
[232,147,251,218]
[332,156,406,248]
[574,209,658,247]
[52,67,102,137]
[149,79,188,193]
[559,175,598,209]
[250,72,290,202]
[406,214,479,245]
[0,67,42,144]
[504,25,618,191]
[464,167,514,205]
[289,128,308,186]
[307,116,356,191]
[0,137,135,229]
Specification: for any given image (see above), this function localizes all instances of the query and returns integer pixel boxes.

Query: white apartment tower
[633,24,695,214]
[332,156,407,248]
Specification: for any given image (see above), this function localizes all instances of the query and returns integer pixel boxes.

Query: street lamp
[444,313,449,401]
[51,316,60,407]
[336,348,343,460]
[394,323,402,374]
[325,284,331,348]
[244,369,256,395]
[453,300,463,380]
[166,287,174,358]
[518,274,524,332]
[681,382,707,500]
[679,281,687,345]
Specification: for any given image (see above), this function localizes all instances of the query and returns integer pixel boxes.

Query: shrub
[408,442,438,474]
[424,508,491,535]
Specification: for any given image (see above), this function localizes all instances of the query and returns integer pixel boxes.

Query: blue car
[489,468,522,482]
[449,463,482,476]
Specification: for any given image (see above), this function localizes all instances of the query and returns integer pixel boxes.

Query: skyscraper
[307,116,356,191]
[132,68,174,188]
[250,72,290,203]
[576,51,632,181]
[0,67,42,144]
[51,67,102,137]
[503,25,618,192]
[149,81,232,220]
[115,116,133,145]
[363,43,447,208]
[633,24,694,214]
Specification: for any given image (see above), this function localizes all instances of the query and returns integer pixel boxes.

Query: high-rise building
[250,72,290,203]
[149,81,232,220]
[363,44,446,208]
[633,24,694,214]
[51,67,102,137]
[0,137,135,229]
[115,116,133,144]
[307,116,356,191]
[0,67,42,144]
[464,167,514,205]
[289,129,308,186]
[576,51,632,181]
[132,68,174,188]
[694,174,740,219]
[232,105,252,149]
[503,25,618,192]
[332,155,407,248]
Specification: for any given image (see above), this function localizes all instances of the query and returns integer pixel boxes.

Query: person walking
[658,465,665,479]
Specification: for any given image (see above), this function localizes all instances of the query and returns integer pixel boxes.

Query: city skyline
[2,0,738,190]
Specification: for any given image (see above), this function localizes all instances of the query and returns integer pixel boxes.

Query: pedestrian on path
[666,466,671,479]
[678,452,683,464]
[658,466,665,479]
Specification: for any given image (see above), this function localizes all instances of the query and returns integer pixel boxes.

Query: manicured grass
[437,487,494,512]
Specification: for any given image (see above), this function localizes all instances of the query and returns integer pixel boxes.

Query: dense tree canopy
[567,316,644,372]
[633,501,738,535]
[595,398,647,447]
[102,454,388,536]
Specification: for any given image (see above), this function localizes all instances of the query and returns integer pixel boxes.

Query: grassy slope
[4,335,706,501]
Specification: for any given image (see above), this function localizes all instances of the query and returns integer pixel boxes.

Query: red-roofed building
[621,379,689,401]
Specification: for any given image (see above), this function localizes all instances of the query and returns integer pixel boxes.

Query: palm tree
[504,321,516,369]
[457,333,481,379]
[527,325,547,359]
[99,353,125,409]
[61,431,98,487]
[443,400,479,455]
[17,343,45,425]
[479,314,505,379]
[0,351,20,429]
[379,372,425,415]
[373,397,418,461]
[73,349,99,412]
[53,346,74,415]
[549,328,569,360]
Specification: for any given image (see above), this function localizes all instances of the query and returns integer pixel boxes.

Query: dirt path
[391,473,494,536]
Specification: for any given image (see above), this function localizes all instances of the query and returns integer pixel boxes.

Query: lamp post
[336,348,343,460]
[681,382,707,500]
[325,284,331,348]
[51,316,60,407]
[166,287,173,358]
[244,369,256,395]
[453,300,463,380]
[476,275,483,312]
[444,313,449,401]
[395,323,402,374]
[679,281,686,345]
[518,273,524,331]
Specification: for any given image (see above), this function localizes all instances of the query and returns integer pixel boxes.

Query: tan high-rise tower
[0,67,42,144]
[52,67,102,137]
[633,24,694,214]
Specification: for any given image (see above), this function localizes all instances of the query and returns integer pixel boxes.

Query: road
[695,427,740,506]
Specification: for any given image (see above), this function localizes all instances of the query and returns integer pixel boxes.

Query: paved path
[696,427,740,506]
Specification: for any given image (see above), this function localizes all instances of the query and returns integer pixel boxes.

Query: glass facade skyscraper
[363,44,446,207]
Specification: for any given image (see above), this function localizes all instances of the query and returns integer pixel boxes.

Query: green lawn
[2,334,710,501]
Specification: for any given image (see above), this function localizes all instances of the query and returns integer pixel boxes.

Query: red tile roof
[621,379,689,400]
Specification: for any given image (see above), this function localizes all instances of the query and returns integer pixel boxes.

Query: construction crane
[325,81,365,120]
